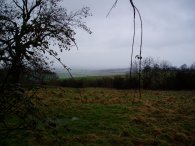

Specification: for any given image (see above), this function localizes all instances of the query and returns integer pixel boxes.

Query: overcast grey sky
[55,0,195,69]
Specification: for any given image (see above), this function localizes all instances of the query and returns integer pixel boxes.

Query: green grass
[1,87,195,146]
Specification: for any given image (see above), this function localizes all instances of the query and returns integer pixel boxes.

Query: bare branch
[106,0,119,17]
[12,0,23,11]
[107,0,143,97]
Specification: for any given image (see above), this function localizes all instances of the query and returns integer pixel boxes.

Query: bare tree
[190,62,195,70]
[0,0,91,85]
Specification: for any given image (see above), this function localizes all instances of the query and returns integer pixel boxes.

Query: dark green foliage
[59,75,137,89]
[142,67,195,90]
[175,71,195,89]
[113,76,125,89]
[0,84,44,139]
[0,85,68,146]
[59,67,195,90]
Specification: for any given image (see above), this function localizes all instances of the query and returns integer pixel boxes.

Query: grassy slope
[1,87,195,146]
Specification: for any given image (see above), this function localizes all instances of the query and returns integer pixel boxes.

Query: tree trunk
[8,50,23,84]
[0,55,22,93]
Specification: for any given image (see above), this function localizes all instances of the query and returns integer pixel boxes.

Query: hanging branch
[129,0,136,80]
[44,49,73,79]
[129,0,143,97]
[107,0,143,97]
[44,49,82,96]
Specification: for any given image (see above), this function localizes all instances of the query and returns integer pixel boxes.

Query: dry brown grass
[18,87,195,146]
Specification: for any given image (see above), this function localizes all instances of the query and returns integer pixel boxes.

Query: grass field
[1,87,195,146]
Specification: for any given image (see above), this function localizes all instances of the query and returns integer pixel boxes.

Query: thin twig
[106,0,119,18]
[43,49,82,96]
[44,49,73,78]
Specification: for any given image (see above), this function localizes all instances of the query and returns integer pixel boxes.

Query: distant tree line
[59,58,195,90]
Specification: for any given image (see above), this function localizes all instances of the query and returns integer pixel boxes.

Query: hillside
[55,68,130,78]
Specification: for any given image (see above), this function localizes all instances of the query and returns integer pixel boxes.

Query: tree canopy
[0,0,91,83]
